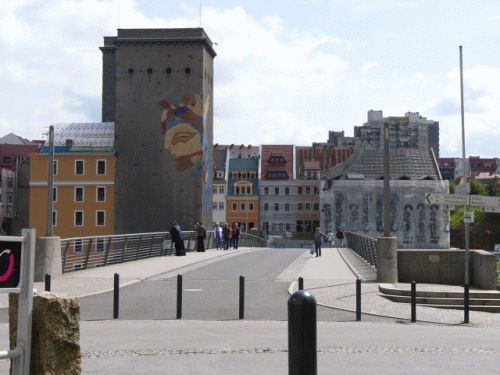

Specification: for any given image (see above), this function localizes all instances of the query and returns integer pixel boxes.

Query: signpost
[425,193,466,206]
[455,182,469,196]
[0,228,35,375]
[425,193,500,213]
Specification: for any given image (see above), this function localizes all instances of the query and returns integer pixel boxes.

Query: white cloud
[0,2,498,158]
[362,62,377,74]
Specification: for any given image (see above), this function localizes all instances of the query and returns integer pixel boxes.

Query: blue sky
[1,0,499,157]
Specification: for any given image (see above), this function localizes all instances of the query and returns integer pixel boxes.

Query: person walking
[195,222,206,252]
[222,223,230,250]
[214,223,222,250]
[336,228,344,247]
[326,231,335,247]
[170,221,186,256]
[232,223,240,250]
[313,227,326,257]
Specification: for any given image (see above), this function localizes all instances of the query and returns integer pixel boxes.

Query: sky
[1,0,499,158]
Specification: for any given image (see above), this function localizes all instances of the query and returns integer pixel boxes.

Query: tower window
[147,68,153,74]
[185,67,191,74]
[166,68,172,74]
[128,68,134,75]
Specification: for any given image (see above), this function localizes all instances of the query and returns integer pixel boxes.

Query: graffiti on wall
[159,94,211,212]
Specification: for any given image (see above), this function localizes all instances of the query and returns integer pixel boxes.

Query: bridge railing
[344,231,378,268]
[60,231,267,274]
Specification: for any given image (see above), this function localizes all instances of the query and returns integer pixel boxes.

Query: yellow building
[27,123,115,239]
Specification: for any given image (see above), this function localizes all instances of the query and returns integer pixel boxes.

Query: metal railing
[60,231,267,274]
[344,232,378,268]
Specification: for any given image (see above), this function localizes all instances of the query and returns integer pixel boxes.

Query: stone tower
[100,28,215,234]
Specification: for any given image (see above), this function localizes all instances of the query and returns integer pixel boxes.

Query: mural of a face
[159,94,209,172]
[160,94,212,213]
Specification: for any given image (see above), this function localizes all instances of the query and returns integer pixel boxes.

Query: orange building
[26,123,115,239]
[225,158,259,232]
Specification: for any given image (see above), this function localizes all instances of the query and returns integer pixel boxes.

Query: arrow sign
[469,195,500,209]
[425,193,467,206]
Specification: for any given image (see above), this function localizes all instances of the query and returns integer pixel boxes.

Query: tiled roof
[228,158,259,172]
[327,147,441,180]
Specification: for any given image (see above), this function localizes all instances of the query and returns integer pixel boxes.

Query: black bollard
[45,273,51,292]
[464,283,469,324]
[239,276,245,319]
[288,290,317,375]
[177,274,183,319]
[411,281,416,323]
[298,277,304,291]
[356,279,361,321]
[113,273,119,319]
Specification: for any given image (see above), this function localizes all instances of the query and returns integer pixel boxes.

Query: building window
[74,211,84,227]
[232,171,238,179]
[219,202,224,210]
[53,187,57,202]
[53,160,58,175]
[3,157,12,165]
[264,187,269,195]
[264,203,269,211]
[250,172,256,178]
[271,224,276,232]
[52,210,57,226]
[285,187,289,195]
[306,203,311,211]
[241,203,246,210]
[298,187,303,195]
[306,187,311,195]
[275,203,279,211]
[275,187,280,195]
[96,160,106,175]
[213,186,218,194]
[75,187,84,202]
[263,222,269,233]
[249,203,254,210]
[74,239,83,253]
[75,160,84,175]
[96,210,105,226]
[279,224,284,231]
[96,187,106,202]
[314,187,319,195]
[241,172,248,178]
[235,186,240,194]
[298,203,303,211]
[285,203,289,211]
[96,238,105,253]
[213,202,218,210]
[286,223,291,231]
[314,203,319,211]
[232,203,237,211]
[219,186,224,194]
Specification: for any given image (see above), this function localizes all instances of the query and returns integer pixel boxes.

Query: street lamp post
[376,122,398,283]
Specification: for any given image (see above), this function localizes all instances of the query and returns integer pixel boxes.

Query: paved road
[79,248,393,322]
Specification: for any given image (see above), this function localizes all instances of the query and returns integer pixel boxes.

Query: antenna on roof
[199,3,202,27]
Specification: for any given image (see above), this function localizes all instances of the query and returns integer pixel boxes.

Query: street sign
[469,195,500,209]
[464,211,474,223]
[481,206,500,213]
[0,238,23,291]
[455,182,469,196]
[425,193,466,206]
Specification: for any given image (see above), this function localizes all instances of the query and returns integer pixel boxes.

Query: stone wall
[10,291,81,374]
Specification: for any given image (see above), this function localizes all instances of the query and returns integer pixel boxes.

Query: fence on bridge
[344,232,378,269]
[60,231,267,274]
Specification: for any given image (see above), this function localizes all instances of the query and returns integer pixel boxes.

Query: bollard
[45,273,51,292]
[239,276,245,319]
[177,274,183,319]
[288,290,317,375]
[356,279,361,321]
[411,281,416,323]
[298,277,304,291]
[464,283,469,324]
[113,273,119,319]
